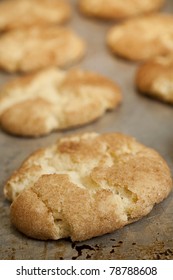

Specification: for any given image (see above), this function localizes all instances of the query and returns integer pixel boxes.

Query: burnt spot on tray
[72,244,96,260]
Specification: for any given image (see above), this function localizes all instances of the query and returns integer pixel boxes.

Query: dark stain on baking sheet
[68,239,173,260]
[134,242,173,260]
[71,239,124,260]
[72,244,95,260]
[107,240,173,260]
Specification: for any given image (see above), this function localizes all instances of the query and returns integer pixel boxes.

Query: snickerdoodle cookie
[4,132,172,241]
[0,0,71,31]
[136,54,173,104]
[0,26,85,72]
[107,14,173,61]
[0,68,121,136]
[79,0,164,20]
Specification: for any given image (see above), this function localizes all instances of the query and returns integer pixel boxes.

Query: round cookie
[0,68,121,137]
[0,26,85,73]
[4,132,172,241]
[0,0,71,31]
[79,0,165,20]
[107,14,173,61]
[136,54,173,104]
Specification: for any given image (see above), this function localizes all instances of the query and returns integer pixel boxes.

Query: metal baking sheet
[0,0,173,260]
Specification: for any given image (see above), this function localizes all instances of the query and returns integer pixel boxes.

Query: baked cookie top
[0,68,121,137]
[0,26,85,72]
[6,132,172,241]
[107,14,173,61]
[0,0,71,31]
[136,54,173,104]
[79,0,165,20]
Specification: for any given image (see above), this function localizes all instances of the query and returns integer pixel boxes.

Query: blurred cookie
[79,0,165,20]
[0,26,85,72]
[136,54,173,104]
[0,68,122,137]
[5,132,172,241]
[107,14,173,61]
[0,0,71,31]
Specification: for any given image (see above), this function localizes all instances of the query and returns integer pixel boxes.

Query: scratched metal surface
[0,0,173,260]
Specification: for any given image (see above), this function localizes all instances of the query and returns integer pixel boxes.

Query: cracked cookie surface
[0,0,71,31]
[107,14,173,61]
[5,132,172,241]
[79,0,164,20]
[0,68,121,137]
[136,54,173,104]
[0,26,85,72]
